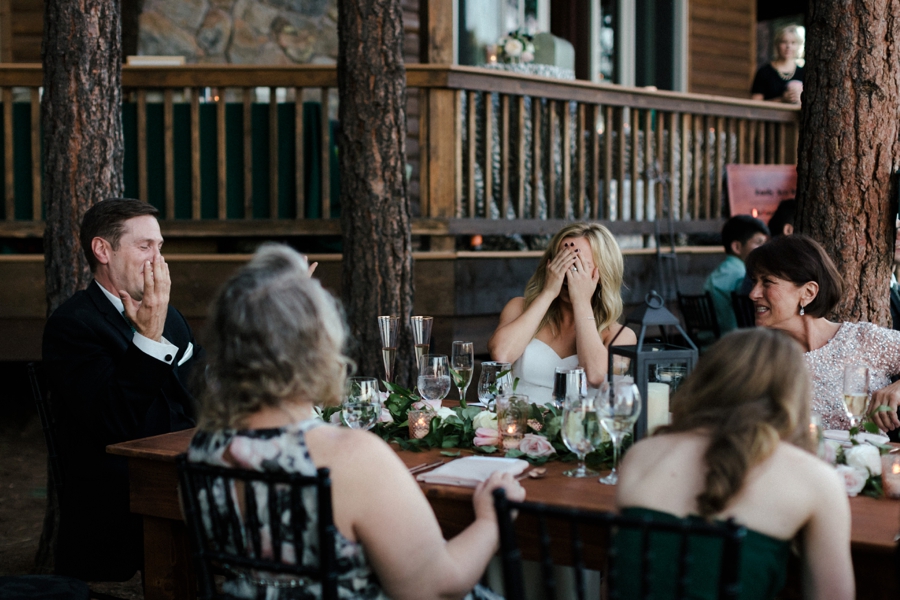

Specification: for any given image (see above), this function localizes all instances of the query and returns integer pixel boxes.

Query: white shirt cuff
[133,333,179,365]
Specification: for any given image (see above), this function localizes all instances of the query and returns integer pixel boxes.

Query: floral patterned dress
[187,419,389,600]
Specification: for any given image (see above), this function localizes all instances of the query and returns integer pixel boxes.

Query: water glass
[418,354,451,406]
[842,364,870,428]
[341,377,382,430]
[561,391,602,477]
[476,361,512,409]
[552,367,587,410]
[451,341,475,406]
[597,379,642,485]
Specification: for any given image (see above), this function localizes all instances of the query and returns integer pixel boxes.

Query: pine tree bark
[796,1,900,325]
[36,0,123,572]
[42,0,124,316]
[337,0,415,386]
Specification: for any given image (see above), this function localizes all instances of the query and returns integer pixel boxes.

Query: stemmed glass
[450,341,474,407]
[341,377,382,430]
[476,361,512,409]
[597,378,642,485]
[410,316,433,369]
[418,354,451,407]
[377,316,400,386]
[842,364,870,429]
[552,367,587,410]
[561,386,603,478]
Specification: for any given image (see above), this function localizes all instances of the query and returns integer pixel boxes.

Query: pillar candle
[646,382,670,434]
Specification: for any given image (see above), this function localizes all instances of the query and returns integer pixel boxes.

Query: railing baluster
[500,93,509,219]
[294,87,304,220]
[749,119,759,164]
[590,104,599,219]
[269,86,279,219]
[680,113,690,220]
[532,97,541,218]
[243,88,253,219]
[455,90,464,218]
[516,95,525,218]
[30,88,40,220]
[604,105,613,220]
[643,108,652,221]
[703,115,711,219]
[217,88,227,219]
[190,88,201,220]
[576,103,585,219]
[417,88,430,217]
[655,110,664,221]
[777,122,786,164]
[484,91,493,218]
[137,89,148,203]
[630,108,639,220]
[164,88,174,219]
[562,100,571,218]
[3,88,12,220]
[320,87,330,219]
[668,112,677,220]
[547,99,556,218]
[467,90,476,218]
[766,121,776,164]
[715,116,724,218]
[737,118,746,164]
[616,107,626,220]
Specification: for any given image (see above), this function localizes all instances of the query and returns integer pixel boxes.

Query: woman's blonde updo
[198,244,352,430]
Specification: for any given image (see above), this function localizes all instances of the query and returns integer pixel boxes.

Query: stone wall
[138,0,339,64]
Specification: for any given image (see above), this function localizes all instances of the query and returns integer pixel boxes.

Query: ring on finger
[571,266,577,272]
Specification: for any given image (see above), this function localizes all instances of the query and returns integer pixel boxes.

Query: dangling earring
[799,304,805,316]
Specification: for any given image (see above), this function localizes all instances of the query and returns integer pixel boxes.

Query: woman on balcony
[188,244,525,600]
[746,235,900,433]
[488,222,636,404]
[616,328,854,599]
[751,25,804,104]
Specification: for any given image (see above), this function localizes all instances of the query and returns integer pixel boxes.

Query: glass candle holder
[496,394,529,450]
[881,454,900,499]
[408,409,434,440]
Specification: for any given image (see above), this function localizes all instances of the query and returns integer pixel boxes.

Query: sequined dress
[805,322,900,430]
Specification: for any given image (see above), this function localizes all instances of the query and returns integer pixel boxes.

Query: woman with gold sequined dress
[746,235,900,433]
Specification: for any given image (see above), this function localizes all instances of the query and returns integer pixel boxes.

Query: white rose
[521,51,534,63]
[436,407,455,421]
[472,410,498,430]
[329,411,342,425]
[835,465,868,497]
[846,444,882,476]
[823,439,840,465]
[504,39,524,57]
[519,434,555,458]
[378,407,393,423]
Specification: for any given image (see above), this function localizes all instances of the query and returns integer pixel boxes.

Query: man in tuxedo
[42,198,201,581]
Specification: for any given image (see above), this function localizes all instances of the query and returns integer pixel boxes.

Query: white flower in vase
[504,38,524,58]
[835,464,867,497]
[846,444,882,476]
[472,410,498,430]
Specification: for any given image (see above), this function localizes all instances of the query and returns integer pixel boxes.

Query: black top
[751,63,804,101]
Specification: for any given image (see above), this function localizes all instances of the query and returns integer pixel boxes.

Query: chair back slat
[731,291,756,329]
[176,455,339,600]
[677,292,721,345]
[27,363,64,491]
[493,489,747,600]
[537,516,556,599]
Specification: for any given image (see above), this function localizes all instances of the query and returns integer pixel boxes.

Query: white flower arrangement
[497,29,535,64]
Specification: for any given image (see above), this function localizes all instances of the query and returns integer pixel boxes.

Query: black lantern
[607,291,698,440]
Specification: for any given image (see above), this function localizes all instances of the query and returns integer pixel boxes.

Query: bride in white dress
[488,223,636,405]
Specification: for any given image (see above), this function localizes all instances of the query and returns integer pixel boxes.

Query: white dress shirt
[96,281,179,365]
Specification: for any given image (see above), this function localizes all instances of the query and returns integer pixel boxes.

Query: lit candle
[882,455,900,499]
[646,382,670,434]
[408,410,433,440]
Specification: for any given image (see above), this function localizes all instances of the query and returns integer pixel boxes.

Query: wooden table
[108,429,900,600]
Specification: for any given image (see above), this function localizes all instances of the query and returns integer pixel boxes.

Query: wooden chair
[731,291,756,329]
[677,292,721,348]
[176,455,339,600]
[493,489,746,600]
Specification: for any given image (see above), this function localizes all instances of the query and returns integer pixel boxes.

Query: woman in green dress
[616,328,854,600]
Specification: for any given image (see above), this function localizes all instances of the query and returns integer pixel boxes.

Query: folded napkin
[823,429,890,447]
[416,456,529,487]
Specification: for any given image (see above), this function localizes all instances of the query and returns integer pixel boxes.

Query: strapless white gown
[510,339,580,405]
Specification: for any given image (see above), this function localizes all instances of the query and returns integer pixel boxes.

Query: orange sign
[726,164,797,225]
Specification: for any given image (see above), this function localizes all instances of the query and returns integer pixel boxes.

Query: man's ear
[729,240,743,256]
[91,237,112,266]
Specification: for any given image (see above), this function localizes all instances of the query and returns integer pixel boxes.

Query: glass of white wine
[842,364,870,429]
[450,341,474,406]
[377,316,400,386]
[476,361,512,409]
[418,354,451,407]
[341,377,382,430]
[561,390,602,478]
[597,379,642,485]
[410,316,433,369]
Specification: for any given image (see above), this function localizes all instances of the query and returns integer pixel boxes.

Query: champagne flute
[341,377,382,430]
[410,316,433,369]
[561,390,602,478]
[597,379,642,485]
[377,316,400,386]
[450,341,474,407]
[418,354,451,407]
[842,364,870,429]
[476,361,512,409]
[552,367,586,410]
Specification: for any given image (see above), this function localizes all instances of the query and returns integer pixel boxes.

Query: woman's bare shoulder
[606,322,636,345]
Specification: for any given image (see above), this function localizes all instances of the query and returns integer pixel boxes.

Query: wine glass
[418,354,451,407]
[552,367,587,410]
[410,316,433,369]
[476,361,512,409]
[450,341,474,406]
[341,377,382,430]
[561,390,602,478]
[842,364,870,429]
[597,378,642,485]
[377,316,400,385]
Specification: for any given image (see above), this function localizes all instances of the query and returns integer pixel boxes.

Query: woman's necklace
[775,62,796,81]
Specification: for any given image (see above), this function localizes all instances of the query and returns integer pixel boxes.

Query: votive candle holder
[408,409,434,440]
[881,454,900,499]
[496,394,529,450]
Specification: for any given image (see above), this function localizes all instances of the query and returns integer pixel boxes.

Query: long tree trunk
[797,1,900,325]
[337,0,415,386]
[36,0,123,572]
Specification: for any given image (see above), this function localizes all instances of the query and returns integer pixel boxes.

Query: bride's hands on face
[566,252,600,305]
[545,245,577,298]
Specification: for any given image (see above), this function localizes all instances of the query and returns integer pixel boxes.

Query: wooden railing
[0,64,799,241]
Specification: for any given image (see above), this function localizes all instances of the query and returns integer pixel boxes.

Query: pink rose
[519,434,555,458]
[835,465,867,497]
[379,407,393,423]
[473,427,501,447]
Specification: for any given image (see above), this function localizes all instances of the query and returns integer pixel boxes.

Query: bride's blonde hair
[523,222,624,337]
